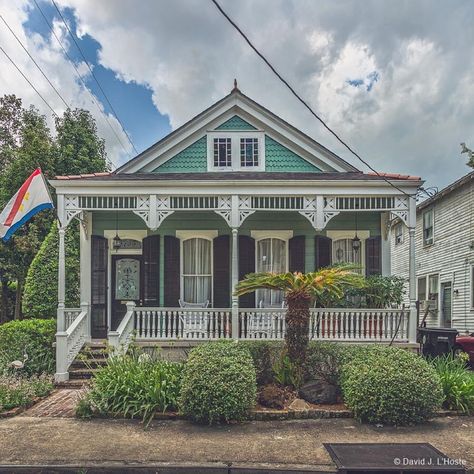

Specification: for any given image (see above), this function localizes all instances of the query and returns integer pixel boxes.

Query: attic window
[207,131,265,171]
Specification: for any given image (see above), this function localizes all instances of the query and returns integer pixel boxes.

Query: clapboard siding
[391,179,474,332]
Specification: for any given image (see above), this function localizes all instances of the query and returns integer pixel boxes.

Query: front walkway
[20,389,84,418]
[1,409,473,472]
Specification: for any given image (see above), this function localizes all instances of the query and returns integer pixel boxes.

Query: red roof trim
[367,172,421,181]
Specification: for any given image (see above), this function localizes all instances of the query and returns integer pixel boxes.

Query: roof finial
[232,78,239,92]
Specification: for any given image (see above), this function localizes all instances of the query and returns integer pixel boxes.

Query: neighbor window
[394,222,403,245]
[182,237,212,304]
[471,266,474,309]
[417,274,439,310]
[428,274,439,302]
[213,138,232,168]
[417,276,427,302]
[423,209,434,245]
[240,138,259,167]
[256,238,287,307]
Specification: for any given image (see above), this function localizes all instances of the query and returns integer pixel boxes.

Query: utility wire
[50,0,139,156]
[0,45,58,117]
[210,0,412,198]
[0,14,70,110]
[33,0,123,168]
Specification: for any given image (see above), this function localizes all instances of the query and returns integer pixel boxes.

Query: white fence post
[55,332,69,382]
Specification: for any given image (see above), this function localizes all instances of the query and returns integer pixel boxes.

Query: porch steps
[57,342,108,389]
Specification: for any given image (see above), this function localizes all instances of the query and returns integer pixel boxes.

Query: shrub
[0,319,55,375]
[239,341,283,385]
[22,221,80,319]
[84,352,183,426]
[179,341,257,424]
[0,373,53,412]
[341,347,443,425]
[432,353,474,414]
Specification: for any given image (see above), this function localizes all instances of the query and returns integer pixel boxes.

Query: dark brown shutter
[289,235,305,273]
[91,235,107,337]
[213,235,230,308]
[315,235,332,270]
[238,235,255,307]
[143,235,160,306]
[366,235,382,276]
[164,235,180,307]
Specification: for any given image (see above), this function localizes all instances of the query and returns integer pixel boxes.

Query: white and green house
[51,86,421,381]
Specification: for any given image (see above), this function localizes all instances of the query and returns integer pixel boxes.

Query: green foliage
[341,347,443,425]
[461,142,474,169]
[54,108,109,176]
[0,319,55,375]
[179,341,257,424]
[0,373,53,412]
[432,353,474,414]
[22,221,80,319]
[239,341,283,385]
[304,342,346,387]
[272,352,302,388]
[84,350,183,426]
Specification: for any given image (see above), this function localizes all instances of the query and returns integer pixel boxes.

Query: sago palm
[235,267,363,369]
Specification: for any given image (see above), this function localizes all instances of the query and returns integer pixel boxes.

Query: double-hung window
[423,209,434,245]
[207,131,265,171]
[394,222,403,245]
[181,237,212,305]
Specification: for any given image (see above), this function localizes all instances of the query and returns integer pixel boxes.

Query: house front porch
[52,181,418,381]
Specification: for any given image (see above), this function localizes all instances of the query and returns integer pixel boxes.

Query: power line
[0,45,58,117]
[0,14,70,110]
[50,0,139,156]
[210,0,412,198]
[33,0,124,168]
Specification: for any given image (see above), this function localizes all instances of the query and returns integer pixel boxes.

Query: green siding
[153,137,207,173]
[265,137,320,172]
[216,115,257,130]
[152,115,321,173]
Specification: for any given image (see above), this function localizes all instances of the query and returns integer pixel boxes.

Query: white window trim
[394,222,404,245]
[104,229,147,255]
[422,208,434,246]
[417,272,440,323]
[471,265,474,310]
[177,231,216,306]
[207,130,265,172]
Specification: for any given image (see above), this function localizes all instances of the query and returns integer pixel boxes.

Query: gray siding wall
[391,180,474,332]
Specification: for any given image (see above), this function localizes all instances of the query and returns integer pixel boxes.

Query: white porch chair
[178,299,210,338]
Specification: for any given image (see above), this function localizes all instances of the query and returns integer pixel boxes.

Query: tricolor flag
[0,168,54,242]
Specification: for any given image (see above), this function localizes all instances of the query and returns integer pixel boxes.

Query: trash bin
[417,327,459,358]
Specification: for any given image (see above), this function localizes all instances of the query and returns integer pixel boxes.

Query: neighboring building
[391,171,474,333]
[50,85,421,381]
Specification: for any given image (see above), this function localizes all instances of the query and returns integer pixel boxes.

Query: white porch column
[231,227,239,339]
[79,212,92,304]
[57,225,66,332]
[408,196,418,343]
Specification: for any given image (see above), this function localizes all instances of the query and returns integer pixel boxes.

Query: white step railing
[64,308,81,329]
[55,303,89,382]
[134,307,232,340]
[108,301,136,355]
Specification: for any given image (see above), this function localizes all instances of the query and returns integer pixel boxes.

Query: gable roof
[116,88,359,174]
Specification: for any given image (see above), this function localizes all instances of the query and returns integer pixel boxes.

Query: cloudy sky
[0,0,473,189]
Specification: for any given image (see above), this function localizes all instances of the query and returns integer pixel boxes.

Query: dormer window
[207,130,265,171]
[214,138,232,167]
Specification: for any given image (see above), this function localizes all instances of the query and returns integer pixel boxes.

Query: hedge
[22,221,80,319]
[0,319,56,375]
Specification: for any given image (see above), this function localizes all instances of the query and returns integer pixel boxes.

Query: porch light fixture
[352,214,361,253]
[112,211,121,251]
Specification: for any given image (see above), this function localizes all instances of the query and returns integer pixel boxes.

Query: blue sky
[24,2,171,155]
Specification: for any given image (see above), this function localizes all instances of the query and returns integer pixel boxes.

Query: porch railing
[130,306,408,342]
[64,308,81,329]
[133,307,232,340]
[108,302,136,354]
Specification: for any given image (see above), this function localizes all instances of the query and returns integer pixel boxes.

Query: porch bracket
[390,196,410,227]
[63,195,82,228]
[237,195,256,227]
[214,196,233,227]
[76,211,89,240]
[299,195,328,231]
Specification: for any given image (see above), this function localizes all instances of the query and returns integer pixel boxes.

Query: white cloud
[0,0,131,167]
[2,0,474,188]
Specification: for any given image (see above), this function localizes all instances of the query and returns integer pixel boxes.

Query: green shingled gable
[153,115,321,173]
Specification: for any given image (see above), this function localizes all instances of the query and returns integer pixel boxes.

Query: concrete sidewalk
[0,416,473,472]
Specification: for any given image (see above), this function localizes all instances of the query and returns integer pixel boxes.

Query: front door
[112,255,143,330]
[440,282,452,328]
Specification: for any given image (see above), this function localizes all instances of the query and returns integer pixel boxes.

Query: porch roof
[54,171,421,182]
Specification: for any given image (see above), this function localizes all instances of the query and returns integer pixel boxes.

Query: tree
[235,268,363,376]
[460,142,474,169]
[54,108,109,176]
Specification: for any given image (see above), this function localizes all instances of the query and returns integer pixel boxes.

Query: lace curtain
[182,238,212,304]
[256,238,286,307]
